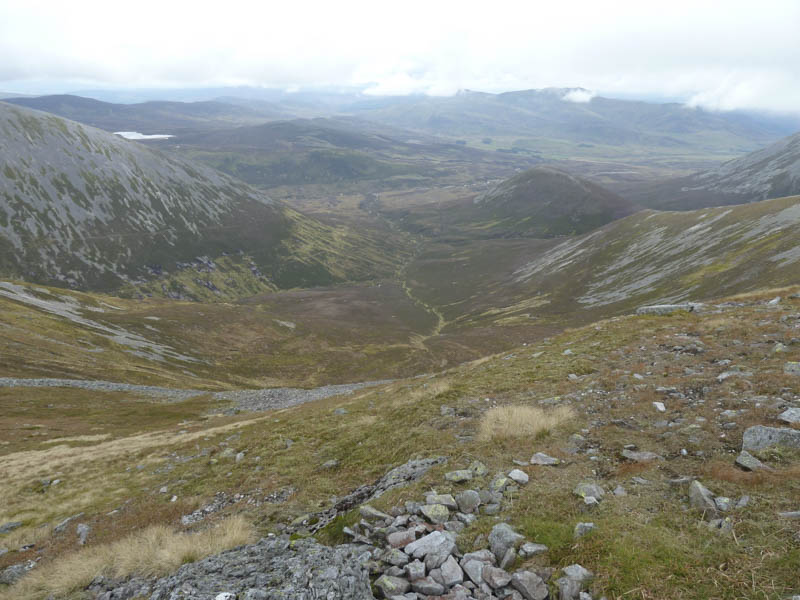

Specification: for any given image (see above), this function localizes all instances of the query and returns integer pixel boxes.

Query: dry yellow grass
[478,404,575,441]
[9,516,255,600]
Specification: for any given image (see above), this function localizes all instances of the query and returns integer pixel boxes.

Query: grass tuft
[478,404,574,441]
[12,516,255,599]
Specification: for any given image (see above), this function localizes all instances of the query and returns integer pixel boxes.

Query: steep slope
[625,130,800,209]
[2,94,287,132]
[512,195,800,315]
[402,195,800,336]
[0,102,405,296]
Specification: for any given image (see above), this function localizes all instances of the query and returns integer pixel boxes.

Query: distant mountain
[0,102,404,297]
[624,130,800,210]
[2,94,290,133]
[348,88,797,155]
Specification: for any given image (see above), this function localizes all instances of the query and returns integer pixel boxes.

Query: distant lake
[114,131,173,140]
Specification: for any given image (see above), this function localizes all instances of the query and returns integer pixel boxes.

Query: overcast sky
[1,0,799,112]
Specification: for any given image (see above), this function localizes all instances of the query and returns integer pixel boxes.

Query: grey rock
[0,560,36,585]
[778,511,800,519]
[511,570,549,600]
[388,529,417,548]
[519,542,548,558]
[456,490,482,514]
[77,523,90,545]
[530,452,560,466]
[620,449,663,462]
[784,362,800,376]
[483,566,512,589]
[613,485,627,496]
[469,461,489,477]
[573,482,605,501]
[735,450,766,471]
[427,494,458,510]
[446,470,474,483]
[574,522,595,538]
[445,520,465,533]
[461,550,497,566]
[321,459,340,469]
[54,512,84,534]
[778,407,800,424]
[441,555,464,586]
[563,564,593,583]
[558,577,583,600]
[360,505,392,523]
[404,531,456,559]
[490,475,513,493]
[129,536,374,600]
[689,481,718,519]
[421,504,451,524]
[385,548,411,566]
[462,559,485,585]
[411,576,445,596]
[742,425,800,451]
[425,550,451,571]
[499,547,517,570]
[636,303,703,316]
[376,575,411,598]
[508,469,529,485]
[0,521,22,535]
[405,559,425,581]
[488,523,524,563]
[483,503,501,515]
[714,497,733,512]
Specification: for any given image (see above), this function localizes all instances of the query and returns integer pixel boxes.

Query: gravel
[0,378,392,411]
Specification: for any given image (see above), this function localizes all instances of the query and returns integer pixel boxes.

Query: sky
[1,0,799,113]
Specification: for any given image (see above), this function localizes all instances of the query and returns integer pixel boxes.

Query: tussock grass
[11,516,255,599]
[478,404,574,441]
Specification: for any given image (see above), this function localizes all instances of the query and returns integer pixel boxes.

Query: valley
[1,86,799,600]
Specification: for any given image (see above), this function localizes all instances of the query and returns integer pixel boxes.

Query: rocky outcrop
[95,536,374,600]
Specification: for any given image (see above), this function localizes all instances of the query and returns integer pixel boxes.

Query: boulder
[404,531,456,559]
[530,452,560,466]
[375,575,411,598]
[420,504,450,525]
[778,408,800,424]
[735,450,766,471]
[742,426,800,451]
[445,470,473,483]
[488,523,525,563]
[455,490,481,514]
[483,566,512,589]
[688,480,718,518]
[440,555,464,587]
[620,449,663,462]
[511,570,549,600]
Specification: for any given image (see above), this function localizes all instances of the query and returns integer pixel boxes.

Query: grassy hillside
[1,286,798,599]
[0,102,408,297]
[404,195,800,334]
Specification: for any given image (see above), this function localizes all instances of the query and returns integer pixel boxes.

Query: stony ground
[1,288,799,599]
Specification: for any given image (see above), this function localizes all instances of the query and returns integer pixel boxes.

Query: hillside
[164,117,530,190]
[403,195,800,335]
[625,130,800,210]
[0,102,407,297]
[468,167,639,237]
[2,94,288,133]
[1,285,799,599]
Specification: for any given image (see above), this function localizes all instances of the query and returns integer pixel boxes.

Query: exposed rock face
[636,303,704,316]
[98,536,374,600]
